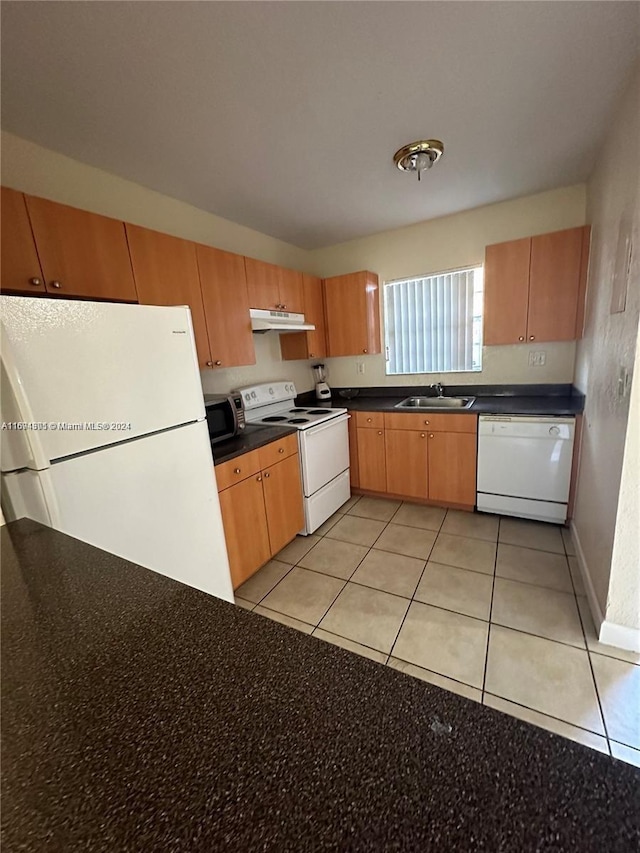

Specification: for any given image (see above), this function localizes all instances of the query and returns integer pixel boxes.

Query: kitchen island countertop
[2,518,638,852]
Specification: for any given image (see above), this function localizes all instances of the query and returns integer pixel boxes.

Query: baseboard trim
[571,522,640,653]
[599,620,640,653]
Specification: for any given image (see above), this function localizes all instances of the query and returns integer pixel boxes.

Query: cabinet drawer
[215,448,262,491]
[258,433,299,469]
[384,412,477,434]
[355,411,384,429]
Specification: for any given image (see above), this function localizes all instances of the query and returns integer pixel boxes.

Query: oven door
[298,414,350,497]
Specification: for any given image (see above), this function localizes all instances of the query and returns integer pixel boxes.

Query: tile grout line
[481,516,500,703]
[386,506,446,663]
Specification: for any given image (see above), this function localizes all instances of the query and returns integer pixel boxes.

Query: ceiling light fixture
[393,139,444,181]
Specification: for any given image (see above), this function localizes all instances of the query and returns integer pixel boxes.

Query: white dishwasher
[477,416,575,523]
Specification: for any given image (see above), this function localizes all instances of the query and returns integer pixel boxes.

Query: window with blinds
[384,266,484,375]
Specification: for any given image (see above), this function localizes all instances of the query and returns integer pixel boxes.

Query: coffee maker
[312,364,331,402]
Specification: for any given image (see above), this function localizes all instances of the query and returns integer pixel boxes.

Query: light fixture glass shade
[393,140,444,181]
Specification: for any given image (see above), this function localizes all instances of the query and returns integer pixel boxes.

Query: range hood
[250,308,315,334]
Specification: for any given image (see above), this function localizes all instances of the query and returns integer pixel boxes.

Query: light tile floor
[236,495,640,769]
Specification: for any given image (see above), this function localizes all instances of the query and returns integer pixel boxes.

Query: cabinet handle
[420,433,425,438]
[256,475,262,482]
[278,447,285,454]
[363,348,368,354]
[367,418,373,423]
[529,335,535,341]
[429,434,434,438]
[234,468,241,474]
[206,361,214,367]
[282,305,287,310]
[518,336,524,342]
[424,420,430,425]
[309,353,315,358]
[377,430,383,436]
[215,360,222,366]
[29,277,42,287]
[50,281,62,289]
[264,472,271,478]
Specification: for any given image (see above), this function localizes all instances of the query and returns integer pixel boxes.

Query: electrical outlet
[618,365,631,399]
[357,362,365,376]
[528,350,546,367]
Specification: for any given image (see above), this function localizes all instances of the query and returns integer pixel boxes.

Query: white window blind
[384,266,483,375]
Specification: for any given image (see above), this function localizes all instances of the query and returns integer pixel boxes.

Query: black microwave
[204,394,246,444]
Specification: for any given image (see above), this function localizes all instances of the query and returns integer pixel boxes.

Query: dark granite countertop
[2,519,638,852]
[212,423,297,465]
[299,384,585,417]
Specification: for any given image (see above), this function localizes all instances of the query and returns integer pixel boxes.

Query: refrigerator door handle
[1,322,50,471]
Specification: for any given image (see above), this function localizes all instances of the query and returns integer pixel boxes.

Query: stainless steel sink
[395,396,476,410]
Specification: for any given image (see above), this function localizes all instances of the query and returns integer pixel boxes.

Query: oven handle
[301,413,350,435]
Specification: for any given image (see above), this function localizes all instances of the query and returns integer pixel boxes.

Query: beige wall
[573,64,640,635]
[308,185,586,387]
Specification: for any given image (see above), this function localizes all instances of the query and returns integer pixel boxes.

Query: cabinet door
[528,227,583,343]
[196,244,256,369]
[324,271,381,357]
[1,187,45,294]
[280,273,327,361]
[126,225,211,367]
[262,453,305,554]
[385,429,429,499]
[244,257,280,310]
[428,432,477,507]
[347,414,359,489]
[25,195,138,301]
[484,238,530,345]
[356,427,386,492]
[278,267,304,314]
[218,475,271,589]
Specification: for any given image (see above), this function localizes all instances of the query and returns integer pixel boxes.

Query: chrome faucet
[430,383,444,398]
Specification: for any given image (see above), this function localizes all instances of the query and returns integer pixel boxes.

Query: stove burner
[307,409,331,414]
[262,416,288,423]
[288,418,310,424]
[289,408,307,413]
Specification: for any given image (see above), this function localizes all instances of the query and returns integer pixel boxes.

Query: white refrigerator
[1,296,234,603]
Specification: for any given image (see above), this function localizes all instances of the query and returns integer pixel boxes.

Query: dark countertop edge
[308,383,584,399]
[212,425,298,466]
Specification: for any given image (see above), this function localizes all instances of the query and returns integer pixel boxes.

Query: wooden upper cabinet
[280,273,327,361]
[278,267,304,314]
[25,195,138,302]
[1,188,45,294]
[484,226,589,346]
[324,270,381,357]
[484,237,530,345]
[126,224,211,366]
[244,258,281,310]
[528,227,584,343]
[196,244,256,370]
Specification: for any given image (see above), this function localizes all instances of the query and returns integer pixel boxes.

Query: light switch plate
[528,350,546,367]
[357,362,365,375]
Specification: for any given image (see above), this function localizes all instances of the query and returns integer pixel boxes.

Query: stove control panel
[234,381,297,411]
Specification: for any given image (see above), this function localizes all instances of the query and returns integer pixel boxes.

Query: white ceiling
[2,2,638,249]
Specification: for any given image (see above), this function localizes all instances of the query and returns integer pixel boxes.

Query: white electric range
[236,381,351,534]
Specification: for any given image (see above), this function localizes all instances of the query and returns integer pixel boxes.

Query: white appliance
[250,308,315,333]
[0,296,234,602]
[477,415,575,523]
[237,381,350,534]
[312,364,331,402]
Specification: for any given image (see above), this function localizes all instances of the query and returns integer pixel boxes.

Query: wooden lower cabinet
[218,475,271,589]
[350,411,478,508]
[428,432,477,506]
[217,444,304,589]
[385,429,429,499]
[262,453,305,554]
[356,427,386,492]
